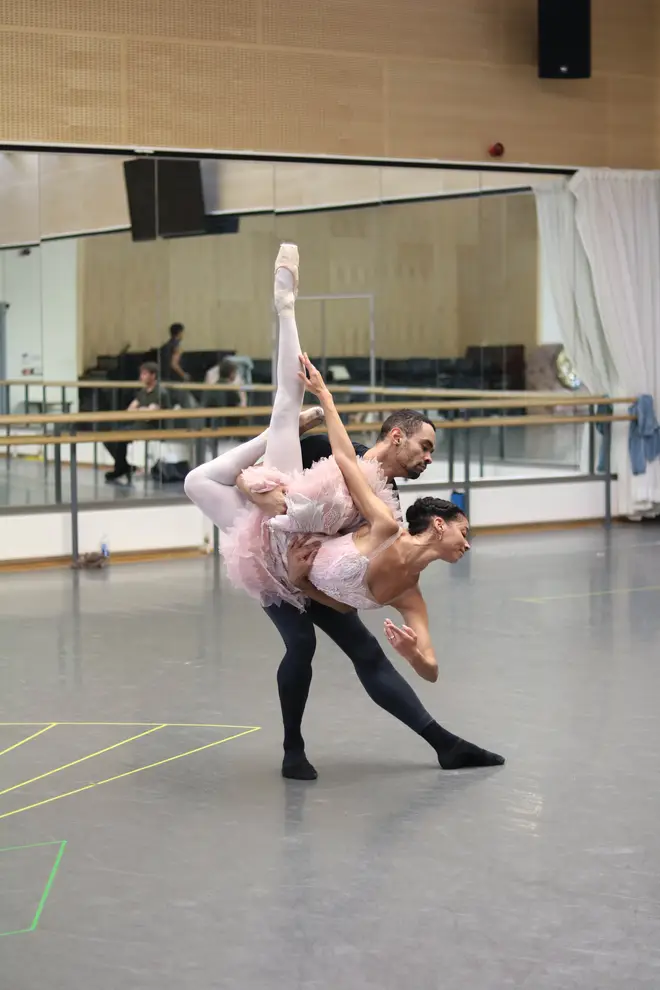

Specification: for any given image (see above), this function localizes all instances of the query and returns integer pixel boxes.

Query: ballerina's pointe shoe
[274,243,299,313]
[298,406,325,435]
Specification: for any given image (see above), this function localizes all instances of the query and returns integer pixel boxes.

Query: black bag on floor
[150,460,190,483]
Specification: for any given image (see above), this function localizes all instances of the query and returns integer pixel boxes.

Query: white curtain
[534,180,615,395]
[570,169,660,517]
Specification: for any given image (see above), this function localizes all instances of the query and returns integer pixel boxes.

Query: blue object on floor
[451,490,465,512]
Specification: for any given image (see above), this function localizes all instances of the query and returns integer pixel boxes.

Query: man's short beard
[406,469,421,480]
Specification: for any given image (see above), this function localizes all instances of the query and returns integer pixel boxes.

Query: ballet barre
[0,394,635,429]
[0,411,633,562]
[0,395,634,498]
[0,377,617,400]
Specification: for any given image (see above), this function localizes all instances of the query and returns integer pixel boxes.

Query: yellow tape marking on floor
[0,723,57,758]
[0,728,260,821]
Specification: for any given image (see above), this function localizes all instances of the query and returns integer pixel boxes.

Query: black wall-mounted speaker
[538,0,591,80]
[123,158,207,242]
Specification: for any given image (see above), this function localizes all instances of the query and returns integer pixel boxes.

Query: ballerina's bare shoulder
[353,526,422,605]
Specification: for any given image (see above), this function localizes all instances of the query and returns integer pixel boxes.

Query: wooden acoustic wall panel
[387,59,611,166]
[607,75,657,169]
[261,50,384,156]
[0,0,659,165]
[125,43,269,150]
[125,42,384,155]
[0,0,258,42]
[262,0,503,63]
[0,31,123,144]
[591,0,657,77]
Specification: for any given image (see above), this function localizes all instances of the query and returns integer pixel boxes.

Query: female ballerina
[184,244,470,683]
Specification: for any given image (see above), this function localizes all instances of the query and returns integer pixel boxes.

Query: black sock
[421,721,505,770]
[282,749,318,781]
[280,724,318,781]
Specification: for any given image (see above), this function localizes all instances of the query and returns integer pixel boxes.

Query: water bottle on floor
[451,490,465,513]
[100,535,110,559]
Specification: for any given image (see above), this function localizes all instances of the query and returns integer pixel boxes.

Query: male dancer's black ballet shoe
[282,751,318,781]
[421,720,505,770]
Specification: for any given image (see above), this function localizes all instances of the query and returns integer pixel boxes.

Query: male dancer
[260,409,504,780]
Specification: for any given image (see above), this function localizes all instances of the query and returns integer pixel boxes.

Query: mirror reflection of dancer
[185,244,504,779]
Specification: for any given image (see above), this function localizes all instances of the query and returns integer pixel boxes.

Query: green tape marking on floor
[0,840,67,937]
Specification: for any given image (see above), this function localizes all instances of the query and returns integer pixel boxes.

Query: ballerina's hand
[384,618,419,663]
[287,535,322,588]
[298,353,329,398]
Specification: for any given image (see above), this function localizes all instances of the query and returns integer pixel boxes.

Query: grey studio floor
[2,526,660,989]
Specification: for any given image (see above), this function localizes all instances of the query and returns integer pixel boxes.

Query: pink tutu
[219,456,400,610]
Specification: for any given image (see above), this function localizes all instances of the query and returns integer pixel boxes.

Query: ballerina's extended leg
[184,430,271,531]
[263,244,305,474]
[184,244,307,529]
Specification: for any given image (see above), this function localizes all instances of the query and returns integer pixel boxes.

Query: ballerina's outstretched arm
[298,353,399,553]
[386,586,439,683]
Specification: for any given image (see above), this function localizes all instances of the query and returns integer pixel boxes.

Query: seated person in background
[205,357,248,408]
[204,357,247,445]
[159,323,189,382]
[104,362,172,483]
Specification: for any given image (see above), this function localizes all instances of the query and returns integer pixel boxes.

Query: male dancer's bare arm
[297,581,355,614]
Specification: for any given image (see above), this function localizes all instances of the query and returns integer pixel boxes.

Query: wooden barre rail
[0,397,634,429]
[0,414,634,448]
[0,378,629,403]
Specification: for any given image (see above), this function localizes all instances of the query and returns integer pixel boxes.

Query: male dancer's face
[391,423,435,480]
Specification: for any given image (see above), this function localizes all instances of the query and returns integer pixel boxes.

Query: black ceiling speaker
[538,0,591,79]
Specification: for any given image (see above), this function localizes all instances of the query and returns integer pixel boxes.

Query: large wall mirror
[0,151,590,509]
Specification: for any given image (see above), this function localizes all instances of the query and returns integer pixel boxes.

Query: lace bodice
[310,530,403,611]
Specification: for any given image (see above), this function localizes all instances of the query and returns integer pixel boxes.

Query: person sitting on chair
[104,362,172,483]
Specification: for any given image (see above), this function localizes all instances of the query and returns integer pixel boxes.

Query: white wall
[0,479,615,563]
[0,246,43,395]
[41,240,79,384]
[0,239,78,411]
[0,503,207,561]
[399,481,609,528]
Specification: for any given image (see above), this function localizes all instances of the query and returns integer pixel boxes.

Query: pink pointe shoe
[274,243,299,313]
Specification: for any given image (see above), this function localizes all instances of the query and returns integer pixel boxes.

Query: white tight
[263,268,304,474]
[184,267,304,531]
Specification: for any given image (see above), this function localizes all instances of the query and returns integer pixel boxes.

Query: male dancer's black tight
[266,599,504,779]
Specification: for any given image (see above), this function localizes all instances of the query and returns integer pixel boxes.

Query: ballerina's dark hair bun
[406,496,464,535]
